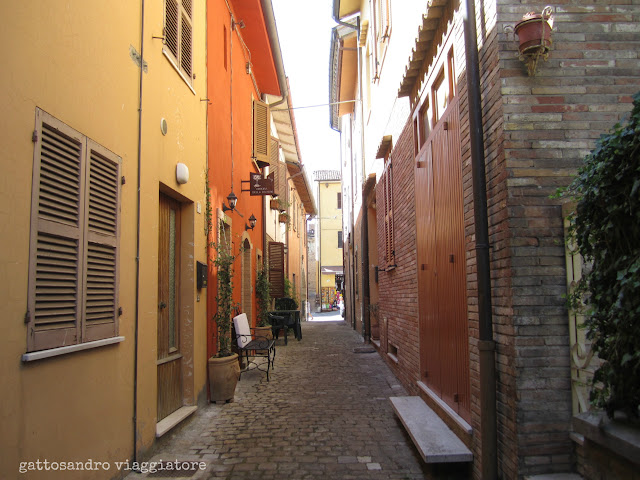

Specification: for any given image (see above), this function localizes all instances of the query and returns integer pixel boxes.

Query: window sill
[22,336,125,362]
[162,48,196,95]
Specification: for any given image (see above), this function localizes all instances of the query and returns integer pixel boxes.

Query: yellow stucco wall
[318,181,343,268]
[1,3,139,478]
[0,1,207,478]
[135,0,208,457]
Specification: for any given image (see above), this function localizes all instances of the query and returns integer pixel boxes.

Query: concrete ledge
[390,396,473,463]
[573,411,640,465]
[156,406,197,438]
[417,381,473,435]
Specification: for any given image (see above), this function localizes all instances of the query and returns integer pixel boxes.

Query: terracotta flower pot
[208,353,240,403]
[514,12,553,55]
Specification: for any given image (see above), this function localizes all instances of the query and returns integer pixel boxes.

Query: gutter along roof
[259,1,316,216]
[329,18,358,131]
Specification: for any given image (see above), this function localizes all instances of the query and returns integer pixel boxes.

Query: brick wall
[372,1,639,478]
[376,117,420,394]
[497,0,640,476]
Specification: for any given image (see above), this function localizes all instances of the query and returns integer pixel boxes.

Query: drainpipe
[133,0,145,464]
[260,0,288,108]
[463,0,497,478]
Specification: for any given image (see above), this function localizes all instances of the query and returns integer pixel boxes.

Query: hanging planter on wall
[512,6,554,76]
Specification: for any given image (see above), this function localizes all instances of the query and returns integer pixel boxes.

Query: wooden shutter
[377,0,391,41]
[165,0,192,81]
[165,0,179,58]
[27,109,121,352]
[27,109,85,351]
[84,141,121,342]
[180,2,193,78]
[253,100,270,165]
[383,160,394,266]
[268,242,285,298]
[269,137,282,197]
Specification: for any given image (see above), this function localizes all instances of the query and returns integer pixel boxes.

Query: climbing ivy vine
[562,91,640,419]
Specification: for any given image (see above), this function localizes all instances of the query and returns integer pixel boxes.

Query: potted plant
[514,8,553,56]
[254,263,273,341]
[278,212,289,224]
[207,238,241,403]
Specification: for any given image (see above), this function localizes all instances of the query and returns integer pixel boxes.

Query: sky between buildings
[271,0,342,195]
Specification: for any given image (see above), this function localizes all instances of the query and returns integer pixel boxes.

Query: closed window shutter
[383,161,394,267]
[165,0,192,82]
[180,1,193,79]
[388,161,394,264]
[27,109,121,352]
[269,137,282,197]
[84,142,121,342]
[253,100,270,165]
[165,0,179,58]
[27,110,85,351]
[277,162,288,203]
[268,242,285,298]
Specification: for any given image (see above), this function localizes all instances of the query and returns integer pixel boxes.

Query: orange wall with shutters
[206,0,281,357]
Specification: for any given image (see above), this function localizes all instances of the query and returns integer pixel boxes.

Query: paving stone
[123,319,455,479]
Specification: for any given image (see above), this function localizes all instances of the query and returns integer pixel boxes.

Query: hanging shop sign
[242,172,275,196]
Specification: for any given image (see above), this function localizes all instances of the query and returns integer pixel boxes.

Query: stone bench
[390,396,473,463]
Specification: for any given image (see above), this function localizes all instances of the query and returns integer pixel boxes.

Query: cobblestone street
[125,316,469,479]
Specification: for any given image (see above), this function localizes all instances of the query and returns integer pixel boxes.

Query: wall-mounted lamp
[245,214,257,231]
[222,191,238,212]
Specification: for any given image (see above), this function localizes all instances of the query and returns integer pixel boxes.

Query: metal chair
[233,313,276,381]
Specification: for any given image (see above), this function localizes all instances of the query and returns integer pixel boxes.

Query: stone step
[390,396,473,463]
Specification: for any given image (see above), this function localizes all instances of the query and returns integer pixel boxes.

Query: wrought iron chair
[269,298,302,345]
[232,313,276,381]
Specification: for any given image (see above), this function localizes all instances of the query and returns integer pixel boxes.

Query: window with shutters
[268,136,288,202]
[253,99,270,166]
[164,0,193,88]
[338,231,343,249]
[382,157,395,268]
[337,192,342,210]
[26,108,121,353]
[268,242,285,298]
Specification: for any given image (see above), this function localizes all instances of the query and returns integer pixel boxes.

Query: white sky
[271,0,342,181]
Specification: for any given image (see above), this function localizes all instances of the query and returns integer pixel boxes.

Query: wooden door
[416,99,470,422]
[157,193,182,421]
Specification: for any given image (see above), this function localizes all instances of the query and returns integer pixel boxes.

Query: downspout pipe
[463,0,497,478]
[260,0,288,108]
[133,0,145,464]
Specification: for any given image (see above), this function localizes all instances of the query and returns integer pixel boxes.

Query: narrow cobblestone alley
[125,316,469,480]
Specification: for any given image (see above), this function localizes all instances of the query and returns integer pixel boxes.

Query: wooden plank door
[157,193,182,421]
[416,99,470,422]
